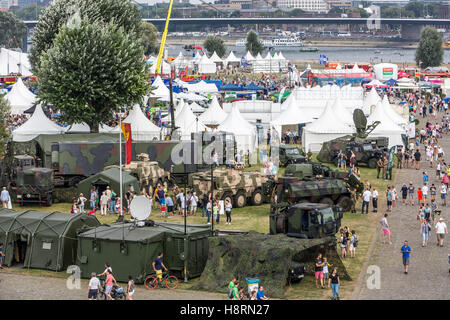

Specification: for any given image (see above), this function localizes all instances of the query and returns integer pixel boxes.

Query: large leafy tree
[29,0,142,72]
[0,11,26,48]
[203,35,226,58]
[246,30,264,56]
[36,19,150,132]
[0,96,11,156]
[415,26,443,69]
[141,21,159,56]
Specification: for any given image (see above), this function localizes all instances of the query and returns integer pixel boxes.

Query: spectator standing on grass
[109,189,117,214]
[372,187,379,212]
[339,230,347,258]
[350,230,358,258]
[225,199,232,225]
[435,217,448,247]
[0,187,10,208]
[77,193,87,214]
[322,257,331,287]
[315,253,325,288]
[89,187,97,211]
[380,214,392,244]
[400,241,412,274]
[100,192,108,216]
[362,188,371,214]
[165,195,174,218]
[329,269,340,300]
[87,272,100,300]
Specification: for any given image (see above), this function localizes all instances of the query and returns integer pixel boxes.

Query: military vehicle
[189,168,268,208]
[106,153,172,195]
[264,163,363,211]
[316,109,389,168]
[5,134,206,187]
[269,202,343,238]
[277,145,306,167]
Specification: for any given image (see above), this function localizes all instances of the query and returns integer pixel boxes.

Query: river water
[166,45,450,65]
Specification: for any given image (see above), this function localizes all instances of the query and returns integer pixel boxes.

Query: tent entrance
[11,240,27,267]
[93,180,109,198]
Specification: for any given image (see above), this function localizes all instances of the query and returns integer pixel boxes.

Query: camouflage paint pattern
[189,168,268,207]
[15,168,54,205]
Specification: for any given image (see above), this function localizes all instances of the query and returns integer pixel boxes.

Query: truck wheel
[337,196,351,212]
[222,193,233,206]
[368,158,377,169]
[234,191,246,208]
[251,189,263,206]
[147,185,154,196]
[319,197,334,206]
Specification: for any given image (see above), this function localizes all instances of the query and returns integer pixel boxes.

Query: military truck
[316,108,390,168]
[106,153,172,195]
[277,145,306,167]
[189,168,268,208]
[0,155,54,206]
[264,163,363,211]
[269,202,343,239]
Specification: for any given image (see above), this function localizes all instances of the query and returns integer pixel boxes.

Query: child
[71,200,79,214]
[417,187,423,206]
[350,230,358,258]
[323,257,332,288]
[339,230,347,258]
[160,197,166,217]
[0,243,4,269]
[165,195,174,217]
[423,172,428,185]
[127,275,135,300]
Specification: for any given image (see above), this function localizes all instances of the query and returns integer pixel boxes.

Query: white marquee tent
[148,57,171,75]
[368,101,405,148]
[150,76,170,98]
[363,87,381,115]
[174,102,207,139]
[198,96,227,126]
[219,105,257,152]
[224,51,241,67]
[302,101,354,152]
[12,105,65,142]
[198,54,216,74]
[65,122,90,133]
[123,104,160,141]
[5,78,37,114]
[381,95,408,129]
[209,51,223,65]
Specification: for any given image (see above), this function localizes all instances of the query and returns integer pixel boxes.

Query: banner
[121,123,132,165]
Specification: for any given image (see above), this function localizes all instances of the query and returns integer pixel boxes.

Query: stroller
[245,278,260,300]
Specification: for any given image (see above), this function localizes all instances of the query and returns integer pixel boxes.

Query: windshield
[321,208,335,224]
[285,148,300,155]
[362,144,374,151]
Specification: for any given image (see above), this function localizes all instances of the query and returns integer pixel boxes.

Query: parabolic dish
[130,195,152,220]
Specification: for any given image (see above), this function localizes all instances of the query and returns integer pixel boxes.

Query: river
[165,45,450,65]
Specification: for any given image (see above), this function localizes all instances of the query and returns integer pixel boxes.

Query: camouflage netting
[54,187,78,203]
[193,231,350,298]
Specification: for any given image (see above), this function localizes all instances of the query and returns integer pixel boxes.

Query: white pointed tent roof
[150,76,170,98]
[194,51,202,63]
[210,51,223,63]
[381,95,407,126]
[0,48,32,76]
[272,95,316,125]
[278,52,286,60]
[5,78,37,114]
[245,51,255,61]
[219,105,256,151]
[12,105,65,142]
[199,53,213,64]
[363,87,381,110]
[225,51,240,64]
[189,101,205,113]
[99,124,121,133]
[333,99,354,125]
[264,52,273,60]
[66,122,90,133]
[304,101,353,134]
[255,53,264,60]
[123,104,160,141]
[368,102,404,133]
[174,102,206,135]
[198,96,227,125]
[185,80,218,93]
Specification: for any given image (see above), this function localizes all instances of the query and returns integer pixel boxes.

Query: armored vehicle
[278,145,306,167]
[316,108,389,168]
[106,153,172,195]
[265,163,363,211]
[189,168,268,208]
[16,167,54,206]
[269,202,343,238]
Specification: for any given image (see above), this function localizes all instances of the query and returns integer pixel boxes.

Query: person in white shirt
[422,184,429,202]
[435,217,448,247]
[440,183,447,206]
[372,187,379,213]
[100,192,108,216]
[189,192,198,216]
[87,272,101,300]
[0,187,10,208]
[361,188,371,214]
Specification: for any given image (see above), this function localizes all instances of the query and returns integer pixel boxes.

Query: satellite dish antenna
[130,196,151,227]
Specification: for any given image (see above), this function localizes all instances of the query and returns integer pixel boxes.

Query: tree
[328,7,344,15]
[0,11,26,49]
[246,30,264,56]
[289,8,305,17]
[29,0,142,72]
[0,96,10,156]
[141,21,159,56]
[11,4,46,20]
[36,19,150,132]
[415,26,443,69]
[229,10,241,18]
[203,35,226,58]
[405,1,424,18]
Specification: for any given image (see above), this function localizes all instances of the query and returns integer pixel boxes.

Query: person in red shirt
[417,187,423,206]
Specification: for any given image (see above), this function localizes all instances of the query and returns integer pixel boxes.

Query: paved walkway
[0,272,225,300]
[357,115,450,300]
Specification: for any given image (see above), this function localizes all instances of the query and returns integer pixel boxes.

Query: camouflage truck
[269,202,343,239]
[277,145,307,167]
[7,134,205,187]
[106,153,172,195]
[188,168,268,208]
[265,163,363,212]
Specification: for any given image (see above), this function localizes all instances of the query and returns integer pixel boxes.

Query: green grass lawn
[12,150,393,299]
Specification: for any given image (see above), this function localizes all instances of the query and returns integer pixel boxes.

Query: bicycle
[144,271,178,290]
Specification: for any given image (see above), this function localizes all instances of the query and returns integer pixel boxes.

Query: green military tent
[76,168,139,201]
[77,222,210,283]
[0,209,100,271]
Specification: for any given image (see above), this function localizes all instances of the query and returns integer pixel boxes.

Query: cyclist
[152,252,168,286]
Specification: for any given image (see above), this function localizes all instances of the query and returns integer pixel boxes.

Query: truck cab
[270,202,343,239]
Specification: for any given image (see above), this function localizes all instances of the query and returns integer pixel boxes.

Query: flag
[278,87,285,103]
[120,123,132,165]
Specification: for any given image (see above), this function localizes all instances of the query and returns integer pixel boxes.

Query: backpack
[353,235,358,247]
